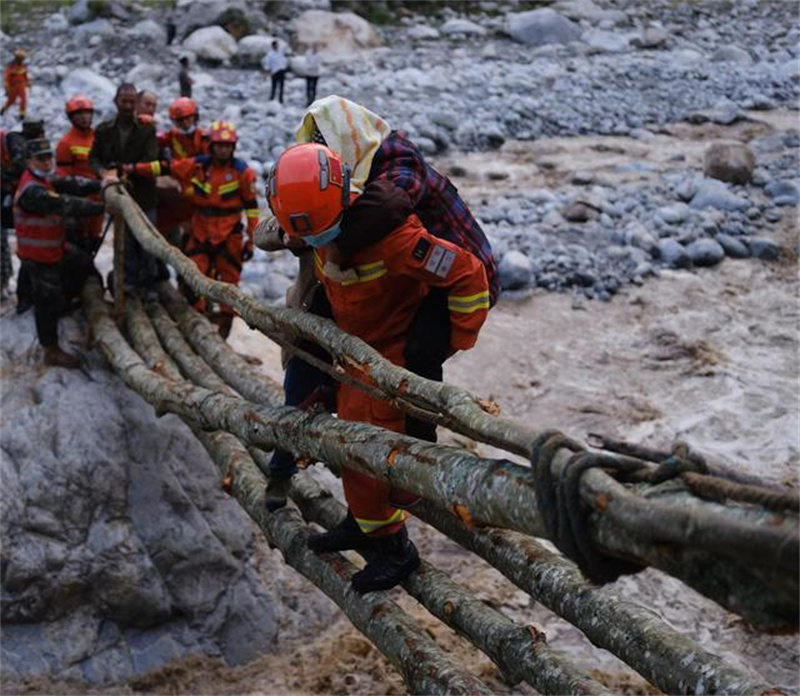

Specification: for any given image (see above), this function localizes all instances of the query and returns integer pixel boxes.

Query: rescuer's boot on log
[308,511,373,554]
[351,526,420,594]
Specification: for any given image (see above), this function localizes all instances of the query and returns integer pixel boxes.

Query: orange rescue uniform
[2,61,29,117]
[155,128,209,238]
[313,214,490,536]
[56,126,103,241]
[135,154,259,315]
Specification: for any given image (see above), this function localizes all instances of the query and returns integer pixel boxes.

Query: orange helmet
[65,95,94,115]
[267,143,351,246]
[209,121,237,144]
[168,97,198,122]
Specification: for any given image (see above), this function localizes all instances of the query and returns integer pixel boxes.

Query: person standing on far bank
[304,44,321,106]
[179,57,193,98]
[263,40,288,104]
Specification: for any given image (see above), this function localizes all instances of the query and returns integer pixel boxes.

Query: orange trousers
[338,374,409,538]
[2,87,26,117]
[184,230,243,316]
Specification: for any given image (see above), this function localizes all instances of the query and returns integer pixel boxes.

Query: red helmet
[65,95,94,115]
[267,143,351,246]
[168,97,198,122]
[209,121,237,144]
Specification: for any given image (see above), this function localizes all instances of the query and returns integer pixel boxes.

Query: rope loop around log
[531,431,646,584]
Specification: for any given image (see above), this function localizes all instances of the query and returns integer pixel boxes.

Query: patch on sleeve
[412,237,431,261]
[424,243,457,278]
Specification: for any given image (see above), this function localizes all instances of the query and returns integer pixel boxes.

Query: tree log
[88,278,494,696]
[289,472,613,696]
[412,501,780,696]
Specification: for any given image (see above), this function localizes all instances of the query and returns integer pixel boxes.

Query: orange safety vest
[160,127,209,159]
[13,170,64,263]
[56,127,96,179]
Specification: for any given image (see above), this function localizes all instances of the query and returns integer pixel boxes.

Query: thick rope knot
[530,430,645,584]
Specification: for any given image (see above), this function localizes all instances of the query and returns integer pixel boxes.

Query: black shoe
[351,526,420,594]
[15,295,32,315]
[308,511,373,554]
[264,474,293,512]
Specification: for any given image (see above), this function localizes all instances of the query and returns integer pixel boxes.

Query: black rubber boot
[308,511,373,554]
[351,526,420,594]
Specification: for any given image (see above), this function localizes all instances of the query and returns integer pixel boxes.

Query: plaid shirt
[368,131,499,306]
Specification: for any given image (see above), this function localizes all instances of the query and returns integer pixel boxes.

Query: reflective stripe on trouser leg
[341,467,408,538]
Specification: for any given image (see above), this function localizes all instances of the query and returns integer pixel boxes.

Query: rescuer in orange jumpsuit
[267,143,490,593]
[155,97,210,248]
[1,49,30,119]
[56,95,104,252]
[125,121,258,338]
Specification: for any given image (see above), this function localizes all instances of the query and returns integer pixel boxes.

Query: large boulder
[183,25,239,63]
[551,0,628,26]
[505,8,582,46]
[711,45,752,63]
[0,314,278,683]
[291,10,382,55]
[175,0,263,41]
[129,19,168,45]
[703,142,756,185]
[74,18,115,40]
[60,68,117,109]
[236,34,286,66]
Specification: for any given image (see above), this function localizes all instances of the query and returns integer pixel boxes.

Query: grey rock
[657,202,691,224]
[75,19,115,40]
[632,24,670,49]
[748,237,781,261]
[130,20,168,44]
[563,201,599,222]
[690,179,749,211]
[711,45,753,63]
[765,180,799,207]
[571,170,596,185]
[658,238,692,269]
[183,26,238,62]
[716,234,751,258]
[765,208,782,223]
[408,25,440,40]
[686,238,725,267]
[703,142,756,184]
[582,29,629,54]
[69,0,95,24]
[440,19,487,36]
[44,13,70,32]
[506,8,582,46]
[499,250,534,290]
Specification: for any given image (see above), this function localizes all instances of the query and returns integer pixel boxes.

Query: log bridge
[79,184,798,695]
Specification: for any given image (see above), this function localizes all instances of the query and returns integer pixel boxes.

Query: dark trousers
[23,246,94,347]
[1,196,13,290]
[124,209,168,291]
[270,70,286,103]
[268,287,451,477]
[305,77,318,106]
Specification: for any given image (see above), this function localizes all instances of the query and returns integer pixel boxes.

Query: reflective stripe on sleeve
[218,180,240,195]
[448,290,490,314]
[150,160,162,176]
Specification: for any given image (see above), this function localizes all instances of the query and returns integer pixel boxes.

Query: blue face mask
[31,166,52,179]
[302,220,342,248]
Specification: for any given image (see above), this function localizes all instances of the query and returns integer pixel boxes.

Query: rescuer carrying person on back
[123,120,258,338]
[1,48,30,119]
[266,142,491,593]
[14,138,107,368]
[259,95,498,512]
[56,95,104,255]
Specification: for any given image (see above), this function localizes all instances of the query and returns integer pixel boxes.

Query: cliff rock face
[0,313,278,683]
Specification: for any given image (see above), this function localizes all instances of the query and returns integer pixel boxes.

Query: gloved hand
[242,237,254,262]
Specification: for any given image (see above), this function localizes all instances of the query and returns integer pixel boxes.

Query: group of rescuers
[2,77,501,593]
